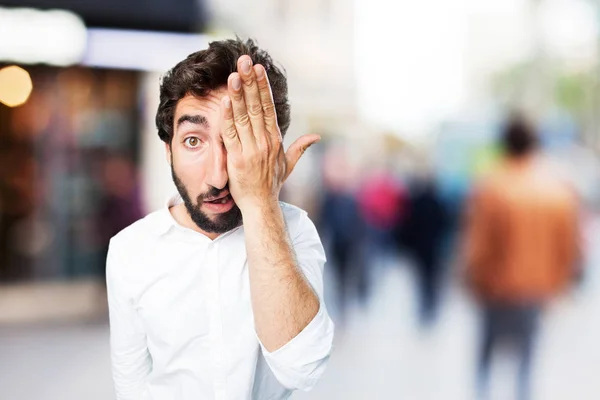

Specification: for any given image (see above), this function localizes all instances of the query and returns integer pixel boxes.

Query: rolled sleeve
[259,209,335,391]
[260,301,334,391]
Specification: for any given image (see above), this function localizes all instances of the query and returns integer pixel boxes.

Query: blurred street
[2,1,600,398]
[2,217,599,400]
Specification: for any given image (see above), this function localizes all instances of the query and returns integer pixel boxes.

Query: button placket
[206,241,228,400]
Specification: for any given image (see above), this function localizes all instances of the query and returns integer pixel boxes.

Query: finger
[220,95,241,153]
[254,64,280,144]
[228,72,256,152]
[237,56,267,148]
[284,134,321,180]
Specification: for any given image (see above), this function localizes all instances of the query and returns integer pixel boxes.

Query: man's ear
[165,142,172,165]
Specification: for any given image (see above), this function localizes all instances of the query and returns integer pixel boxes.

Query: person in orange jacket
[463,113,581,400]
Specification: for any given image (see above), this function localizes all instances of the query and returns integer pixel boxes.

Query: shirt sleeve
[258,211,335,392]
[106,238,152,400]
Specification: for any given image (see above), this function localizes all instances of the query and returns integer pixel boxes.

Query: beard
[171,165,242,234]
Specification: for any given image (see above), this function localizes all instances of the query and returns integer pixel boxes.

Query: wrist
[239,195,280,217]
[238,198,281,222]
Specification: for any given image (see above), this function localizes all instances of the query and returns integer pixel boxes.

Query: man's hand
[220,55,320,212]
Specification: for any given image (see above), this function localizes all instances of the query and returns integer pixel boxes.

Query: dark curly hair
[156,38,291,145]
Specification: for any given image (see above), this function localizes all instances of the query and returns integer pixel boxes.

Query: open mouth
[204,194,232,204]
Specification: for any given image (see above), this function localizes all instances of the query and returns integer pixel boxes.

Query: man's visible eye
[184,137,203,148]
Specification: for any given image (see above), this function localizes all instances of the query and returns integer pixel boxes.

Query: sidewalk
[0,279,107,325]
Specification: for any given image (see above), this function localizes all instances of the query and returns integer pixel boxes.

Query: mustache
[197,185,229,202]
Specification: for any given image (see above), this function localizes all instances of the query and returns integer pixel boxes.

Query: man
[317,146,365,324]
[399,176,447,327]
[106,38,334,400]
[464,114,580,400]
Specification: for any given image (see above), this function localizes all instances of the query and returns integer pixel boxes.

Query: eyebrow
[176,114,209,129]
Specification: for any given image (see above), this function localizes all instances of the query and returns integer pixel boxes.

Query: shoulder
[279,201,321,244]
[109,209,166,258]
[280,201,308,222]
[106,210,168,287]
[468,175,494,200]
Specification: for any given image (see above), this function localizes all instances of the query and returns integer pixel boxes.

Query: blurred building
[0,1,210,289]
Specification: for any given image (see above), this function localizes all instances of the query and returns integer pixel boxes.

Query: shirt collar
[152,193,243,240]
[152,193,183,237]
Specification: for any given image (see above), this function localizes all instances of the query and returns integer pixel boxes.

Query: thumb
[284,134,321,181]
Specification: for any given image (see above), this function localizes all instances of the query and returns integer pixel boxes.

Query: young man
[106,38,334,400]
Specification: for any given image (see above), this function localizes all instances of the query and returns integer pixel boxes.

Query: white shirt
[106,195,334,400]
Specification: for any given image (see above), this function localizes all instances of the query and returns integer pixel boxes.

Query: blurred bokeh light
[0,7,87,66]
[0,65,32,107]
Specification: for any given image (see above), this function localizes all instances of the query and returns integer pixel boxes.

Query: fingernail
[255,65,265,80]
[223,96,231,109]
[232,75,241,91]
[241,59,252,74]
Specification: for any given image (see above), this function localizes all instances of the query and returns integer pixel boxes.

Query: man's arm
[244,204,334,391]
[558,191,582,286]
[219,54,324,351]
[219,54,333,390]
[243,201,319,351]
[463,186,493,294]
[106,240,152,399]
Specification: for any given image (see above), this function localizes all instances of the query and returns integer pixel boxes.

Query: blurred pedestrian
[357,166,407,268]
[316,145,366,324]
[463,114,580,400]
[398,176,448,327]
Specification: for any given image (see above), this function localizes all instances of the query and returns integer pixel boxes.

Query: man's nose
[206,142,228,190]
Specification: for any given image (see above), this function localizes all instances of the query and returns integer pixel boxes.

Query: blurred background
[1,0,600,399]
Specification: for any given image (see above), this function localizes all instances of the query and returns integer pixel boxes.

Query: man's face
[167,88,242,234]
